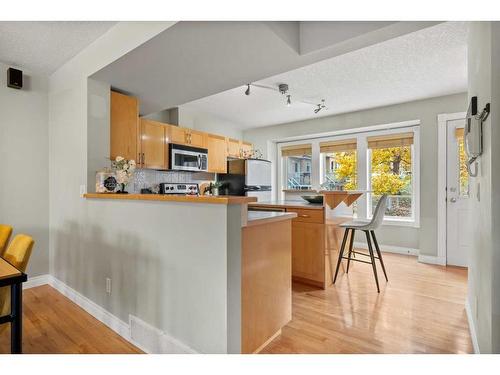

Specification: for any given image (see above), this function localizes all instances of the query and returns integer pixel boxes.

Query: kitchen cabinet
[165,124,207,148]
[206,133,227,173]
[227,138,241,158]
[110,91,139,161]
[240,141,253,156]
[291,221,325,286]
[139,119,167,169]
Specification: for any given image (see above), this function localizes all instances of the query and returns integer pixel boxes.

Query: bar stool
[332,194,389,293]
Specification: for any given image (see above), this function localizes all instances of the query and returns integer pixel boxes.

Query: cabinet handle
[138,153,141,166]
[141,153,145,166]
[299,214,310,218]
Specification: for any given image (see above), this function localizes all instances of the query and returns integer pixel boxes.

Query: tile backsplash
[128,169,215,193]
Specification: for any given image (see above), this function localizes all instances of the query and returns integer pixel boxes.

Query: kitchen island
[249,192,366,289]
[82,193,294,354]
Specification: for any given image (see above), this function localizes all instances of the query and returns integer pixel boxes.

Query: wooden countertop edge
[245,212,297,227]
[84,193,257,205]
[249,203,325,210]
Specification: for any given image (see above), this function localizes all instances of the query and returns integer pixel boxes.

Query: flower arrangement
[112,156,136,194]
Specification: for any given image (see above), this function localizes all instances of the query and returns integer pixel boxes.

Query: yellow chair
[0,224,13,257]
[0,234,34,335]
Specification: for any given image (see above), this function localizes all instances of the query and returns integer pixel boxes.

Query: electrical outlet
[106,278,112,295]
[80,184,87,196]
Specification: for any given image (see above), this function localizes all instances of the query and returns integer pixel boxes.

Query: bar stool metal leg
[11,282,22,354]
[371,230,388,282]
[365,230,380,293]
[333,228,350,284]
[346,229,355,273]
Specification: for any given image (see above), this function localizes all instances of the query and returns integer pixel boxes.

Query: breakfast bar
[83,193,295,353]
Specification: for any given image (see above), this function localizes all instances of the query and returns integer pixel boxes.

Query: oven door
[170,144,208,172]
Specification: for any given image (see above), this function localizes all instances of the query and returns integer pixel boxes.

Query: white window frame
[275,120,420,228]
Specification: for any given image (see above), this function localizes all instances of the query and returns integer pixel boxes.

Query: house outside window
[281,144,313,190]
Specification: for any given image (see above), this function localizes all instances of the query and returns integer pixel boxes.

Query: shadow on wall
[51,220,163,328]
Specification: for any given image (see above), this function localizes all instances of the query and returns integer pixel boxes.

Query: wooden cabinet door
[227,138,241,158]
[240,141,253,156]
[290,221,325,286]
[110,91,138,161]
[189,130,207,148]
[207,134,227,173]
[167,125,189,145]
[140,119,166,169]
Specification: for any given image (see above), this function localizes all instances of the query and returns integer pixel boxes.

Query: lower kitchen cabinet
[291,221,326,287]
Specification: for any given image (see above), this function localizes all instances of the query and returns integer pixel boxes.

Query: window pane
[458,137,469,197]
[285,155,312,190]
[322,151,357,190]
[370,145,413,218]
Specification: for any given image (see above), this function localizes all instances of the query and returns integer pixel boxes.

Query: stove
[159,183,199,195]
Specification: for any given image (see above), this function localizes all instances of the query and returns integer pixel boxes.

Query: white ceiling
[181,22,468,129]
[0,21,116,75]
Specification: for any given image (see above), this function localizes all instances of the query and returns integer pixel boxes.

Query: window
[281,144,313,190]
[320,139,357,190]
[277,123,419,226]
[368,132,414,219]
[455,128,469,197]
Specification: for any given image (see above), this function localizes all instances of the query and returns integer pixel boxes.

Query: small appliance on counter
[159,183,199,195]
[169,144,208,172]
[217,158,272,202]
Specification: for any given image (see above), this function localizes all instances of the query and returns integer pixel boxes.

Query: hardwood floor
[0,285,141,354]
[0,252,471,354]
[262,252,472,354]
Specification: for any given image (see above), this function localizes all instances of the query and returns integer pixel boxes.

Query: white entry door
[446,118,472,267]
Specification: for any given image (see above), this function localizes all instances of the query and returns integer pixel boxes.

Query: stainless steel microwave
[169,143,208,172]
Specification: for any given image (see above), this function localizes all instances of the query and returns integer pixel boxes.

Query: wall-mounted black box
[7,67,23,89]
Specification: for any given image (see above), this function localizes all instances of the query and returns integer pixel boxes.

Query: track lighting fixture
[278,83,289,95]
[314,99,327,114]
[245,84,251,96]
[286,95,291,107]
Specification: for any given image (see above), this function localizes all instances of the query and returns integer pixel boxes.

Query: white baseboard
[465,298,480,354]
[24,274,51,289]
[23,274,197,354]
[353,242,418,256]
[417,254,446,265]
[129,315,197,354]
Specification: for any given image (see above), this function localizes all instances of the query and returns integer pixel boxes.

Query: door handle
[450,197,457,203]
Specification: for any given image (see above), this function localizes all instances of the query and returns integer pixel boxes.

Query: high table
[0,258,27,354]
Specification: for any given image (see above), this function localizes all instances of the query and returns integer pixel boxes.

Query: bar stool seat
[331,195,389,293]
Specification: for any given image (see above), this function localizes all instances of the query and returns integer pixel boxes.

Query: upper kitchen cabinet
[139,119,167,170]
[165,124,207,148]
[240,141,253,155]
[206,133,227,173]
[227,138,241,158]
[110,91,139,162]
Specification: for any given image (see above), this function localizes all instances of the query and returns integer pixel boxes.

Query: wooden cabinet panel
[167,125,189,145]
[227,138,241,158]
[242,220,292,353]
[240,141,253,155]
[207,134,227,173]
[291,221,325,285]
[286,208,325,224]
[110,91,138,161]
[140,119,167,169]
[189,130,207,148]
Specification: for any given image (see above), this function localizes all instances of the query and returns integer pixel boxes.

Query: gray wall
[467,21,500,354]
[243,93,467,255]
[0,61,49,276]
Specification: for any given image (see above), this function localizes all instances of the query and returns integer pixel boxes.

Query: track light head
[278,83,289,95]
[314,99,326,114]
[286,95,291,107]
[245,84,250,96]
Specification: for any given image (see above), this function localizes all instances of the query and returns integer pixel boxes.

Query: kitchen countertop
[84,193,257,205]
[248,200,325,210]
[246,211,297,226]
